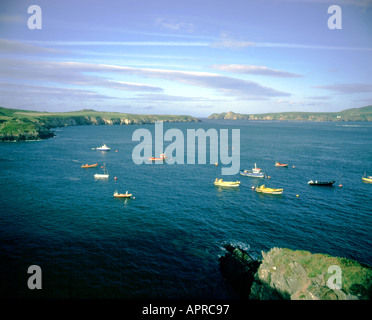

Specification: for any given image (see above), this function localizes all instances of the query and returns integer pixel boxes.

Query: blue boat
[240,163,265,178]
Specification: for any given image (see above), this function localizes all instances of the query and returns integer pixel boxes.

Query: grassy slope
[269,248,372,299]
[209,105,372,121]
[0,107,199,140]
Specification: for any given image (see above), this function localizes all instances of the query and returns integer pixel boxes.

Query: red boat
[149,153,167,161]
[275,162,288,167]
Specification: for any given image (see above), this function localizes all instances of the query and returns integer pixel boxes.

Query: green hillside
[208,105,372,121]
[0,106,200,142]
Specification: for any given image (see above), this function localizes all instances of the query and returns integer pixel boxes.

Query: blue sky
[0,0,371,116]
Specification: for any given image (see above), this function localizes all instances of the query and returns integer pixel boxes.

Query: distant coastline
[208,105,372,122]
[0,107,200,142]
[2,105,371,142]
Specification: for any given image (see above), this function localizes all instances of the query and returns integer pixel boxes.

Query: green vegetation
[0,106,200,141]
[257,247,372,300]
[209,105,372,121]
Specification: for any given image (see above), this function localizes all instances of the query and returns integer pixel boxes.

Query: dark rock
[219,244,260,297]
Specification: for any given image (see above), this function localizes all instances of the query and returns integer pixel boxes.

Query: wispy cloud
[0,82,119,111]
[0,58,290,100]
[0,82,118,100]
[273,0,372,8]
[209,34,372,51]
[0,14,24,24]
[0,38,64,54]
[210,33,255,49]
[134,94,210,102]
[24,40,209,47]
[154,18,195,33]
[0,58,163,93]
[210,64,303,78]
[314,83,372,94]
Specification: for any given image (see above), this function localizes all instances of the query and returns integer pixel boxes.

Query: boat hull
[94,174,109,179]
[96,144,110,151]
[255,185,283,194]
[214,180,240,187]
[81,163,98,168]
[308,180,335,186]
[275,163,288,167]
[362,177,372,183]
[114,194,132,198]
[240,171,264,178]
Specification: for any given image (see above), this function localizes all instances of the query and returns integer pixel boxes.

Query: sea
[0,119,371,299]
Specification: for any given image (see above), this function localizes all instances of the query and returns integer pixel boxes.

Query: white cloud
[0,58,291,100]
[155,18,195,33]
[210,65,303,78]
[0,58,163,93]
[0,14,24,24]
[0,38,64,54]
[210,33,255,49]
[24,40,208,47]
[273,0,372,8]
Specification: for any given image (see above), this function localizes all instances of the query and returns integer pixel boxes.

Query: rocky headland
[0,107,200,142]
[209,105,372,122]
[219,244,372,300]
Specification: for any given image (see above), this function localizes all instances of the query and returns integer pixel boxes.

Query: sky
[0,0,371,117]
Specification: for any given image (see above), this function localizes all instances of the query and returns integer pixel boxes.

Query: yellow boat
[113,191,132,198]
[362,176,372,183]
[255,185,283,195]
[214,178,240,187]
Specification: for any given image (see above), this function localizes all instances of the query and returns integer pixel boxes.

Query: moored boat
[275,162,288,167]
[149,153,167,161]
[96,144,110,151]
[94,163,109,179]
[240,163,265,178]
[255,185,283,195]
[362,176,372,183]
[308,180,335,186]
[214,178,240,187]
[113,191,132,198]
[81,163,98,168]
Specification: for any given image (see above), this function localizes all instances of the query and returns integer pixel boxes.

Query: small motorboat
[96,144,110,151]
[113,191,132,198]
[94,163,109,179]
[149,153,167,161]
[255,185,283,195]
[214,178,240,187]
[240,163,265,178]
[362,176,372,183]
[275,162,288,167]
[81,163,98,168]
[308,180,335,186]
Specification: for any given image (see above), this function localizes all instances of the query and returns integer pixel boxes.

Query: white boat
[240,163,265,178]
[96,144,110,151]
[94,163,109,179]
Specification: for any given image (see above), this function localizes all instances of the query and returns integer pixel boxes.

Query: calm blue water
[0,120,371,299]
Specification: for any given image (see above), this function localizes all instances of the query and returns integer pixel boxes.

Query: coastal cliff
[209,105,372,121]
[219,244,372,300]
[0,107,200,142]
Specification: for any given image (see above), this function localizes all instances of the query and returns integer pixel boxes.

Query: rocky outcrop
[209,105,372,121]
[0,107,200,141]
[219,244,260,297]
[219,244,372,300]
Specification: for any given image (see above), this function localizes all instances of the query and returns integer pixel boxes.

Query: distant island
[208,105,372,122]
[0,107,200,142]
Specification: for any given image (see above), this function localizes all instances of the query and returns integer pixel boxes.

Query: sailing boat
[94,163,109,179]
